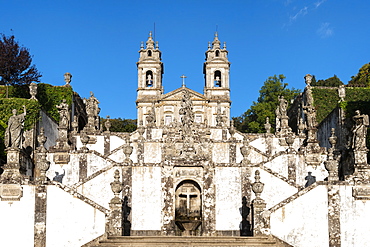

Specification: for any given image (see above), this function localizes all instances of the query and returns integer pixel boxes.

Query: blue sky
[1,0,369,119]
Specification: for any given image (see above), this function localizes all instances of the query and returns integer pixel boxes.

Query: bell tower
[203,33,231,126]
[136,32,164,125]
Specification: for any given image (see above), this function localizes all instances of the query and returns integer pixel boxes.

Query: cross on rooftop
[181,74,187,87]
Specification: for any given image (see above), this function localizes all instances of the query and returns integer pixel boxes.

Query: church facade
[0,33,369,247]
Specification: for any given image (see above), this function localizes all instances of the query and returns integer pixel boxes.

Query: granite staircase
[91,236,286,247]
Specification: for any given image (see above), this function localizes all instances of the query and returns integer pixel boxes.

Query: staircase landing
[92,236,282,247]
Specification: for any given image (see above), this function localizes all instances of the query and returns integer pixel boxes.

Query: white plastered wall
[0,186,35,247]
[131,166,162,230]
[215,167,241,230]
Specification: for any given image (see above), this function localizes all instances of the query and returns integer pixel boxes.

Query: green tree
[0,34,41,85]
[312,74,343,87]
[101,117,137,132]
[348,63,370,87]
[233,74,301,133]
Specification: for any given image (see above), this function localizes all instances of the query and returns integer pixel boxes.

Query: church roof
[161,86,207,102]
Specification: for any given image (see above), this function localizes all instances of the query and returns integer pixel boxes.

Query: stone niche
[175,180,202,236]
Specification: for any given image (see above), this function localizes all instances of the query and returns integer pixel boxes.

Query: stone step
[92,236,279,247]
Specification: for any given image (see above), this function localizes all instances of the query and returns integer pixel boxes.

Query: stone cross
[179,186,198,215]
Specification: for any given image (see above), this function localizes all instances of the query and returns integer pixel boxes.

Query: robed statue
[352,110,369,151]
[5,105,26,149]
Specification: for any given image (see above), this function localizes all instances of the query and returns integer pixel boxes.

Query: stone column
[327,185,341,247]
[34,185,47,247]
[104,116,111,156]
[202,165,216,236]
[161,165,175,235]
[286,135,297,184]
[106,169,123,236]
[251,170,269,236]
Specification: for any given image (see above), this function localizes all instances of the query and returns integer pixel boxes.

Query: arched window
[146,71,153,87]
[214,70,221,87]
[215,50,220,57]
[147,50,152,57]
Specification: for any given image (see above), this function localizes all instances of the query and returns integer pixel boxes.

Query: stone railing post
[35,128,50,183]
[251,170,270,236]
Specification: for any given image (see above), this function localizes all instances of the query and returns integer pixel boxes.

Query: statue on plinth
[352,110,369,151]
[56,99,69,128]
[5,105,26,149]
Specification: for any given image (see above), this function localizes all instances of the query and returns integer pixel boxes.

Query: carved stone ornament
[338,85,346,102]
[105,115,111,132]
[29,82,37,100]
[110,169,123,204]
[0,184,23,201]
[64,72,72,85]
[123,144,133,163]
[4,106,26,149]
[56,99,69,128]
[252,170,264,201]
[352,110,369,152]
[305,74,313,86]
[80,131,89,151]
[264,117,271,134]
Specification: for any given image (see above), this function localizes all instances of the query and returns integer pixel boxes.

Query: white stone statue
[352,110,369,151]
[5,105,26,148]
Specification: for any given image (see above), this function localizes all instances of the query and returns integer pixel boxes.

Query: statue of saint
[56,99,69,128]
[5,105,26,148]
[352,110,369,151]
[278,96,288,116]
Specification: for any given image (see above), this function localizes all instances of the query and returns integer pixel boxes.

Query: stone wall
[215,167,241,231]
[45,186,106,247]
[270,185,330,247]
[131,166,162,231]
[40,110,58,150]
[340,185,370,246]
[0,186,35,247]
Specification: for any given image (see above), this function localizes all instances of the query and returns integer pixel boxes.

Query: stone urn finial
[329,128,337,150]
[105,115,111,132]
[37,127,47,152]
[305,74,313,86]
[110,169,123,204]
[80,131,89,151]
[252,170,265,201]
[64,72,72,85]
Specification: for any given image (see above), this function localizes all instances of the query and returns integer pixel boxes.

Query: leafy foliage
[311,75,343,87]
[101,117,137,132]
[348,63,370,87]
[0,34,41,85]
[36,83,73,122]
[234,75,301,133]
[311,88,339,123]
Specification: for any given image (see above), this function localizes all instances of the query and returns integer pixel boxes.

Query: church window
[215,50,220,57]
[146,71,153,87]
[147,50,152,57]
[214,70,221,87]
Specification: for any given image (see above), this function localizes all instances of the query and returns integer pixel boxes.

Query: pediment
[161,87,207,102]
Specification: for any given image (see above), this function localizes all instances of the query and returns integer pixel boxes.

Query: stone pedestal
[0,148,22,184]
[106,201,123,236]
[252,199,268,236]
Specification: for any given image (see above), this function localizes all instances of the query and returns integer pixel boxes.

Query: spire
[212,32,221,49]
[146,31,155,49]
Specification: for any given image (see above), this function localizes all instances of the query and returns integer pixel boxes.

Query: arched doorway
[175,180,202,236]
